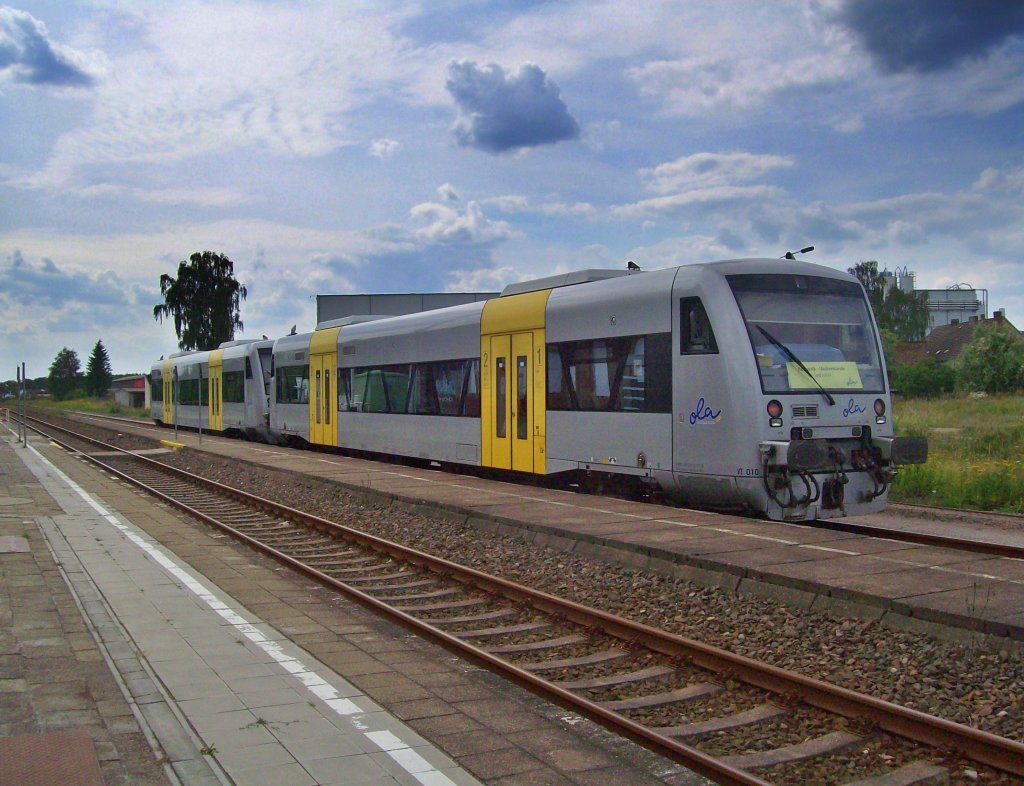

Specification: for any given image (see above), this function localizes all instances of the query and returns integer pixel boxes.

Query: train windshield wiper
[755,324,836,406]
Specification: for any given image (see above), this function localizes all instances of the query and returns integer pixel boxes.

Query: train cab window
[680,298,718,354]
[245,357,253,379]
[151,373,163,402]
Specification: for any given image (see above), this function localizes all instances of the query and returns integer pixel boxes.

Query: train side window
[433,361,466,416]
[409,365,440,415]
[382,365,411,413]
[463,359,481,417]
[680,298,718,354]
[546,347,573,410]
[152,374,163,402]
[245,357,253,379]
[337,368,352,411]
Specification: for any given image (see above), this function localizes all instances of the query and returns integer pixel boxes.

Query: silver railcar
[154,258,925,520]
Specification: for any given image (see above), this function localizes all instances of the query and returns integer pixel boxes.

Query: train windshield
[727,273,885,395]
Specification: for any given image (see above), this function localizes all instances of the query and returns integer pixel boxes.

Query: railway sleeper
[459,620,552,639]
[519,649,628,672]
[372,588,463,602]
[485,634,588,655]
[841,760,950,786]
[660,703,785,740]
[598,682,721,711]
[554,664,677,691]
[718,729,864,770]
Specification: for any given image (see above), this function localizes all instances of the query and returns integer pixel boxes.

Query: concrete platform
[2,429,703,786]
[103,423,1024,646]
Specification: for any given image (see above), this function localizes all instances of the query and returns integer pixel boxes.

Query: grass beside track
[29,397,151,421]
[892,393,1024,513]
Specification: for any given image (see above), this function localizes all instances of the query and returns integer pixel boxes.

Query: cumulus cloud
[369,138,400,159]
[436,183,460,203]
[0,7,100,88]
[832,0,1024,74]
[446,60,580,153]
[410,199,515,246]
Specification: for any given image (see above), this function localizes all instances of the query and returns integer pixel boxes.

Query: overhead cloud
[614,151,791,220]
[0,7,98,88]
[0,250,141,308]
[446,60,580,153]
[369,138,400,160]
[833,0,1024,74]
[410,199,516,246]
[639,152,793,195]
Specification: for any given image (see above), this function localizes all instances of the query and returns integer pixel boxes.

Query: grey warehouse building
[316,292,498,325]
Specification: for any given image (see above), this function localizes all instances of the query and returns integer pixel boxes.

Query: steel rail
[19,414,1024,779]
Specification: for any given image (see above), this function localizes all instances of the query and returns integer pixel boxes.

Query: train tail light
[767,399,783,428]
[874,398,886,425]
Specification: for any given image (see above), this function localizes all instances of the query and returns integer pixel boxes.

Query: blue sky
[2,0,1023,377]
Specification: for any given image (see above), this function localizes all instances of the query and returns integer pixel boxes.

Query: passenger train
[150,258,927,521]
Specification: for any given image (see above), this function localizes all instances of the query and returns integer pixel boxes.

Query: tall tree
[153,251,248,351]
[48,347,82,401]
[876,286,930,342]
[85,340,113,397]
[848,260,885,309]
[848,260,929,342]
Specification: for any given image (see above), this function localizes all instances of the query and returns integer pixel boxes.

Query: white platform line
[27,443,461,786]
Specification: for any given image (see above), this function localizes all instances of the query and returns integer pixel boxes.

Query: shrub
[892,357,956,398]
[957,323,1024,394]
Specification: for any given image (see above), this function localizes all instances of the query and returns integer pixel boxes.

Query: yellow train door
[308,327,340,447]
[162,359,173,424]
[487,335,512,470]
[208,350,223,431]
[480,289,550,474]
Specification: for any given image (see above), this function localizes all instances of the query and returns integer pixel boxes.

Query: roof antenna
[781,245,815,260]
[627,260,641,271]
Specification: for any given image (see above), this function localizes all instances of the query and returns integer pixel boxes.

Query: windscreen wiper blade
[755,324,836,406]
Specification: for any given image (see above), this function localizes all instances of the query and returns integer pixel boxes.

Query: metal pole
[20,362,26,447]
[198,364,203,444]
[15,366,22,443]
[173,366,179,442]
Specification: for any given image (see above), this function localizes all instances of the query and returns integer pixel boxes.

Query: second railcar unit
[154,258,926,521]
[151,338,274,441]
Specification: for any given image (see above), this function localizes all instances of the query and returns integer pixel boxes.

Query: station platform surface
[104,422,1024,647]
[3,429,691,786]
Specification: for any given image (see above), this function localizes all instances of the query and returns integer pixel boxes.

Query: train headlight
[767,399,783,428]
[874,398,886,425]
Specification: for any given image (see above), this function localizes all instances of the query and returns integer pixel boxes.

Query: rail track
[12,413,1024,785]
[45,408,1024,562]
